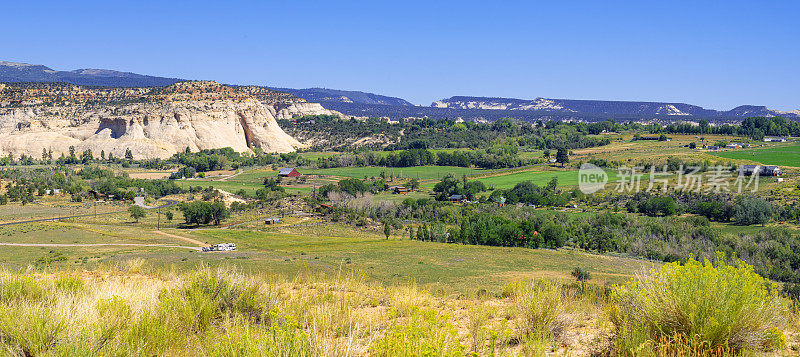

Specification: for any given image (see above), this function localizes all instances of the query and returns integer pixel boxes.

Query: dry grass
[0,261,794,356]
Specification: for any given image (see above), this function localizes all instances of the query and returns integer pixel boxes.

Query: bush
[0,305,64,356]
[53,274,85,294]
[571,267,591,282]
[371,308,465,356]
[512,279,574,343]
[610,256,789,355]
[0,275,45,303]
[162,268,273,326]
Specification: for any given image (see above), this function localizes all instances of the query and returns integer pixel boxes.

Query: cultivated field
[712,142,800,168]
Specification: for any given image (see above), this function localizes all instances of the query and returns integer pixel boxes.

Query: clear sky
[2,0,798,110]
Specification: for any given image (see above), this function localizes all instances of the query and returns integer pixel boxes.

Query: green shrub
[203,314,313,356]
[610,256,789,355]
[0,275,45,303]
[371,308,465,356]
[512,279,574,342]
[156,268,273,334]
[53,273,85,293]
[0,305,64,356]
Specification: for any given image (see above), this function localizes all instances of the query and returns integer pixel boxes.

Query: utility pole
[157,207,160,230]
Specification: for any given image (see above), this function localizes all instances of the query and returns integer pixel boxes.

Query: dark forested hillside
[0,61,182,87]
[433,96,800,119]
[271,87,413,106]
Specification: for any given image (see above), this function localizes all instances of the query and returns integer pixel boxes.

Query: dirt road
[152,230,209,247]
[0,242,200,250]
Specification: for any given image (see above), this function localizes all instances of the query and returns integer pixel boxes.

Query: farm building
[278,167,301,177]
[764,137,787,142]
[389,185,410,194]
[763,166,782,176]
[264,217,280,225]
[739,165,782,176]
[448,194,468,203]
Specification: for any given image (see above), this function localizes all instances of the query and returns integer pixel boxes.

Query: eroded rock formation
[0,81,340,159]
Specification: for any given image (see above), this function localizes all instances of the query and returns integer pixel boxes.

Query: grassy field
[573,133,754,164]
[0,197,124,224]
[0,215,653,294]
[711,142,800,167]
[172,179,266,195]
[472,168,622,190]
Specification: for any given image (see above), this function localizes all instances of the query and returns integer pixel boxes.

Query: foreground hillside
[0,259,794,356]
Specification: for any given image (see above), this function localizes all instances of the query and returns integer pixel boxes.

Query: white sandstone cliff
[0,98,303,159]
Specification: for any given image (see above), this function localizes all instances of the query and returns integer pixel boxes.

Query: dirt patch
[152,230,209,247]
[128,172,171,179]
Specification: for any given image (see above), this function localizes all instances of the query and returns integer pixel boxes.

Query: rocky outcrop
[0,82,311,159]
[275,102,343,120]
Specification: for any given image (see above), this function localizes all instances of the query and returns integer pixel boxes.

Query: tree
[556,148,569,167]
[734,196,773,226]
[383,221,391,240]
[81,149,93,164]
[209,200,229,225]
[638,196,678,217]
[165,211,174,221]
[178,200,228,226]
[125,148,134,161]
[337,178,369,196]
[128,205,146,222]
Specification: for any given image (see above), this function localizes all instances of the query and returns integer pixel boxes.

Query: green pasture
[474,169,621,190]
[303,166,484,180]
[711,142,800,168]
[182,225,654,292]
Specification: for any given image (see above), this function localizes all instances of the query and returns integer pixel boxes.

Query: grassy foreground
[0,258,795,356]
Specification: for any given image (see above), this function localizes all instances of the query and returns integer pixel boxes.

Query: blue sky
[2,1,798,110]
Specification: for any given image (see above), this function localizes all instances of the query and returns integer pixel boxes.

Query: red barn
[278,167,301,177]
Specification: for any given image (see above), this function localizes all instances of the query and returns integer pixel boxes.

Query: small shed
[278,168,301,177]
[264,217,281,225]
[390,185,410,194]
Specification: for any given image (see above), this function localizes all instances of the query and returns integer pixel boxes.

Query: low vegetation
[0,257,793,356]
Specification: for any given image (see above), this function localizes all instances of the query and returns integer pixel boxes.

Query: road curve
[0,199,178,227]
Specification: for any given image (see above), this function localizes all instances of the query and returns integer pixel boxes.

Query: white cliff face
[432,98,575,112]
[0,98,303,159]
[275,102,343,120]
[654,105,690,116]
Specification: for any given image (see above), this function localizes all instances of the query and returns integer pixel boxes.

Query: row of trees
[177,201,229,226]
[661,117,800,139]
[625,192,774,226]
